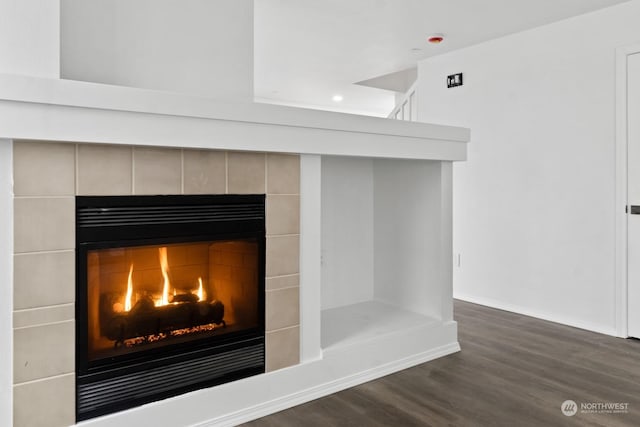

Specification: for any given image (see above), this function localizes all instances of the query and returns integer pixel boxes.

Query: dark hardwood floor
[244,300,640,426]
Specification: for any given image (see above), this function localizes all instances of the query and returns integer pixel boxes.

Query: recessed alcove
[320,155,453,353]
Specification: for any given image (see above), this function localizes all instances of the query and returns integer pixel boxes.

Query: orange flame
[159,247,170,305]
[197,277,205,302]
[125,264,134,311]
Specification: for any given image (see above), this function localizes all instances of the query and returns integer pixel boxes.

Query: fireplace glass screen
[87,239,259,361]
[76,195,265,421]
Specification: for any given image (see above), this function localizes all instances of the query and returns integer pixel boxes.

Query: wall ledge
[0,74,469,160]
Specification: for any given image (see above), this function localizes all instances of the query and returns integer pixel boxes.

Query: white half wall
[0,0,59,77]
[60,0,254,101]
[417,1,640,335]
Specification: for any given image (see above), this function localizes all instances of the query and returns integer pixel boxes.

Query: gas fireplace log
[170,293,199,304]
[105,299,224,344]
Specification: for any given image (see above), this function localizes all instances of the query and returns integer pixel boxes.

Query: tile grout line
[266,273,300,279]
[180,149,185,195]
[13,303,75,313]
[14,248,74,256]
[13,372,75,387]
[14,316,75,328]
[265,285,300,293]
[265,152,268,195]
[13,195,75,199]
[131,146,136,195]
[265,324,300,334]
[13,318,74,331]
[74,144,79,195]
[225,151,229,194]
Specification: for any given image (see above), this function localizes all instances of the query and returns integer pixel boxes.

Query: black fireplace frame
[75,194,266,421]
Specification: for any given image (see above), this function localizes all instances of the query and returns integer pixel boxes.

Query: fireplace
[75,195,266,421]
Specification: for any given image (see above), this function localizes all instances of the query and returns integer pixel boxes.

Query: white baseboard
[453,292,617,337]
[197,342,460,427]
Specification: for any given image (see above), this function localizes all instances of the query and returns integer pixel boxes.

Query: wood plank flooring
[243,300,640,426]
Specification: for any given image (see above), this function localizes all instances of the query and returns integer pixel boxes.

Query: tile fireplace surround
[12,141,300,425]
[0,75,469,427]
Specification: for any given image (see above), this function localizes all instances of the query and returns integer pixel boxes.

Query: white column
[439,161,454,322]
[299,154,323,362]
[0,140,13,426]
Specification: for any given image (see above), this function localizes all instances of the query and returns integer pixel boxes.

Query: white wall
[60,1,116,85]
[0,0,59,77]
[373,159,445,319]
[321,156,375,310]
[417,1,640,335]
[60,0,254,101]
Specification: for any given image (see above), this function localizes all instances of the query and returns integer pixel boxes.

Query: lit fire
[158,247,171,306]
[122,247,206,311]
[197,277,205,302]
[124,264,134,311]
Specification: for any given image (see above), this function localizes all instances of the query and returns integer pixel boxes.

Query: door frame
[615,43,640,338]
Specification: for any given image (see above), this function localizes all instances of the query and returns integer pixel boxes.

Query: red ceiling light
[427,33,445,44]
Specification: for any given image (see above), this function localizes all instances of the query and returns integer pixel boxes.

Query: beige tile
[14,373,75,427]
[266,195,300,236]
[14,251,75,310]
[266,274,299,291]
[133,146,182,194]
[13,140,76,196]
[267,154,300,195]
[14,320,74,383]
[227,151,265,194]
[183,149,226,194]
[77,144,132,195]
[266,326,300,372]
[266,235,299,277]
[266,287,299,331]
[14,198,75,253]
[13,304,75,328]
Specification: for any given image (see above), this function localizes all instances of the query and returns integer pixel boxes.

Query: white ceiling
[254,0,629,117]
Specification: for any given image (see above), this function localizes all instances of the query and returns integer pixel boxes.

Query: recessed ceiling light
[332,94,344,102]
